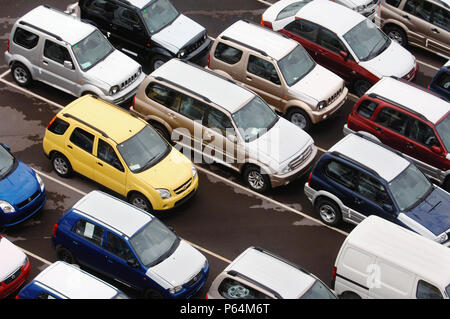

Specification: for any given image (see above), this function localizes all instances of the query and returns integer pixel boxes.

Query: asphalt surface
[0,0,447,300]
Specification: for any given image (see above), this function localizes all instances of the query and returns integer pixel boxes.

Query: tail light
[7,39,10,53]
[207,54,210,68]
[132,96,135,110]
[52,223,58,237]
[46,115,57,130]
[427,84,430,90]
[205,293,208,299]
[332,266,337,281]
[307,172,312,186]
[260,17,272,29]
[15,295,20,299]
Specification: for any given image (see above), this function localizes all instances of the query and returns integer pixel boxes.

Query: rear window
[276,1,311,20]
[47,117,70,135]
[385,0,402,7]
[214,42,243,65]
[356,99,378,119]
[13,27,39,49]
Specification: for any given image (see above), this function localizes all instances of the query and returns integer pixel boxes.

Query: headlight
[109,85,120,96]
[21,256,29,267]
[317,100,327,110]
[138,66,142,75]
[156,189,171,199]
[355,5,365,11]
[203,259,208,270]
[35,173,45,192]
[436,233,448,244]
[192,165,197,178]
[203,33,208,40]
[169,285,183,294]
[0,201,15,213]
[177,49,187,59]
[279,165,292,174]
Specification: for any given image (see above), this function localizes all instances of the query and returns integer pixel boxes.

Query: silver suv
[4,5,145,105]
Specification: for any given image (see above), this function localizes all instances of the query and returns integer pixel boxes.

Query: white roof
[225,247,316,299]
[219,20,298,61]
[151,59,254,113]
[367,77,450,124]
[34,262,119,299]
[296,0,365,35]
[19,5,95,45]
[344,216,450,287]
[127,0,151,9]
[73,191,152,237]
[329,133,410,182]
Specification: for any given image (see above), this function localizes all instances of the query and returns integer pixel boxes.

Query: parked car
[335,0,381,20]
[261,0,418,96]
[332,215,450,299]
[375,0,450,59]
[131,58,317,193]
[344,76,450,190]
[4,5,145,105]
[0,143,46,227]
[51,190,209,299]
[304,133,450,245]
[66,0,211,70]
[42,94,198,213]
[428,60,450,101]
[208,19,348,131]
[207,246,336,299]
[0,235,31,298]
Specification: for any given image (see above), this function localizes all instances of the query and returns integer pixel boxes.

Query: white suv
[4,5,145,105]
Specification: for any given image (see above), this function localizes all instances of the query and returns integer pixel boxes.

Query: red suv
[344,77,450,191]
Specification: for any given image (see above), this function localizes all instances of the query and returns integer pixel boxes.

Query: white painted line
[184,240,232,264]
[316,146,328,153]
[256,0,274,6]
[416,59,440,71]
[0,69,11,80]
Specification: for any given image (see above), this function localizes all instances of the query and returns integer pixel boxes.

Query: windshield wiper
[363,38,384,61]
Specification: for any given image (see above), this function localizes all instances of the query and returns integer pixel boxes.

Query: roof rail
[227,270,283,299]
[62,113,110,139]
[18,21,63,41]
[352,132,412,163]
[154,76,212,103]
[220,35,268,57]
[252,246,311,276]
[330,150,382,179]
[367,92,428,122]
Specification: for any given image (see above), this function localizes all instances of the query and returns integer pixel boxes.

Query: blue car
[0,143,46,227]
[304,133,450,246]
[428,60,449,101]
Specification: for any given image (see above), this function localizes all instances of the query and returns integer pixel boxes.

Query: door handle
[401,14,410,20]
[431,28,439,33]
[105,256,113,264]
[246,76,252,81]
[72,240,78,246]
[67,145,73,149]
[43,61,48,66]
[204,133,215,141]
[375,127,383,133]
[168,112,177,119]
[406,143,415,149]
[354,197,363,204]
[97,162,103,166]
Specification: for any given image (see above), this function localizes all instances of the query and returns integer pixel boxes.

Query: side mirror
[339,50,348,61]
[382,204,394,213]
[64,61,73,70]
[127,258,139,268]
[227,134,237,143]
[0,143,10,152]
[168,226,176,233]
[431,145,442,154]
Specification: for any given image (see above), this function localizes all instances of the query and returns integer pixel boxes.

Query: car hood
[151,14,205,54]
[0,237,26,281]
[289,64,344,103]
[135,148,193,190]
[85,50,141,87]
[146,240,206,287]
[359,41,415,79]
[0,161,39,206]
[246,117,313,168]
[403,187,450,236]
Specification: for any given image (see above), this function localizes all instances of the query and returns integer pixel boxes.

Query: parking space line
[0,69,11,80]
[21,247,52,265]
[416,59,440,71]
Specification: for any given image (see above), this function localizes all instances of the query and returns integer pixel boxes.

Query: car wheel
[443,178,450,192]
[82,91,98,98]
[52,153,73,178]
[56,246,77,265]
[353,79,372,97]
[384,25,407,47]
[340,291,362,299]
[150,55,169,71]
[11,63,32,87]
[286,108,311,131]
[144,288,164,299]
[244,165,270,193]
[129,193,153,212]
[315,198,342,226]
[151,122,171,142]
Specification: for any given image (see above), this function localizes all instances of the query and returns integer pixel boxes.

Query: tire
[56,246,77,265]
[129,192,153,212]
[11,63,32,87]
[443,178,450,192]
[340,291,362,299]
[51,152,73,178]
[243,165,271,193]
[81,91,98,98]
[151,122,171,142]
[384,25,407,47]
[144,288,164,299]
[353,79,372,97]
[315,198,342,226]
[286,108,312,131]
[150,55,169,71]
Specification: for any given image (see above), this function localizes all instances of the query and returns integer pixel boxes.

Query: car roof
[60,95,146,144]
[18,5,95,45]
[328,133,410,182]
[72,190,153,237]
[224,247,316,299]
[151,59,255,113]
[343,216,450,287]
[126,0,152,9]
[33,261,119,299]
[366,77,450,124]
[296,0,365,35]
[219,20,298,61]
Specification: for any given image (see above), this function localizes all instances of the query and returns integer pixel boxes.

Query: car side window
[112,5,141,31]
[105,232,134,261]
[318,28,346,54]
[324,160,357,190]
[44,40,74,67]
[386,0,402,7]
[146,83,180,112]
[356,99,379,119]
[205,107,234,136]
[47,118,70,135]
[218,278,271,299]
[72,219,104,247]
[431,5,449,32]
[13,27,39,49]
[406,118,439,147]
[214,42,243,65]
[179,95,207,122]
[97,139,123,171]
[433,71,450,90]
[69,127,95,153]
[355,172,392,207]
[247,55,281,85]
[375,107,410,135]
[416,280,443,299]
[404,0,432,22]
[37,292,57,299]
[84,0,117,19]
[284,19,319,43]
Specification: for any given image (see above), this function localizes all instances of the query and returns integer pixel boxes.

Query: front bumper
[310,87,348,124]
[182,37,212,62]
[101,72,146,105]
[1,189,46,227]
[153,175,199,212]
[0,260,31,298]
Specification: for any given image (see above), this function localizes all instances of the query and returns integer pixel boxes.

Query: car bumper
[1,189,46,227]
[182,37,212,62]
[153,175,199,212]
[304,182,317,204]
[310,87,348,124]
[101,72,146,105]
[170,263,210,299]
[402,63,419,82]
[0,260,31,299]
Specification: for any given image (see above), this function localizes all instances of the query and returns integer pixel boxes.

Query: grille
[185,270,203,287]
[327,86,344,106]
[402,66,416,81]
[185,35,206,55]
[120,70,140,89]
[16,190,40,209]
[289,145,313,170]
[174,178,192,195]
[3,267,21,285]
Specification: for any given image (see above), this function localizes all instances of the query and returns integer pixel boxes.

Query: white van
[332,215,450,299]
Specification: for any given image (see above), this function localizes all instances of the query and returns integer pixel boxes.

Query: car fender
[79,84,106,98]
[8,55,36,79]
[284,100,314,118]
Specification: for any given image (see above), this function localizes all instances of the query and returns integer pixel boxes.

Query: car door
[415,279,445,299]
[65,126,97,179]
[80,0,116,40]
[430,69,450,100]
[93,138,127,196]
[427,3,450,58]
[401,0,433,48]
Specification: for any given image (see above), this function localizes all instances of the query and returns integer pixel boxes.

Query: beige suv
[375,0,450,59]
[131,58,317,193]
[207,20,348,131]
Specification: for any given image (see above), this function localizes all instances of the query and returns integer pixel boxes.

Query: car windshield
[446,284,450,298]
[232,96,279,143]
[0,145,14,179]
[276,1,312,20]
[278,45,316,86]
[435,113,450,152]
[129,219,179,267]
[299,280,337,299]
[72,30,114,71]
[343,19,390,61]
[141,0,180,34]
[117,125,171,173]
[388,164,433,211]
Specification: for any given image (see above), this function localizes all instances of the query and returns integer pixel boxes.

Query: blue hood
[0,161,40,206]
[405,187,450,236]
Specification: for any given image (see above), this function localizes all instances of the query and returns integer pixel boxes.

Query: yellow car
[42,95,198,213]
